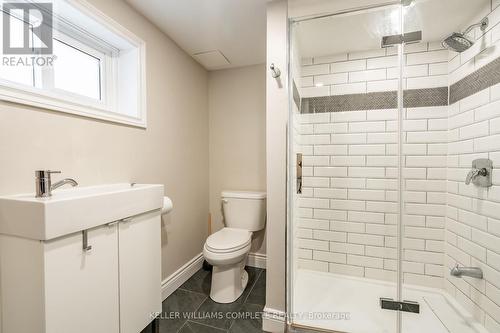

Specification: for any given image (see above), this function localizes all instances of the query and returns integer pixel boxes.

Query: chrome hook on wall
[270,63,281,78]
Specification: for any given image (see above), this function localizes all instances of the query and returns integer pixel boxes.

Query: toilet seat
[205,228,252,253]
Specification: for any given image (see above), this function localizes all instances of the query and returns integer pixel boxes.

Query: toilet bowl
[203,228,252,303]
[203,191,266,303]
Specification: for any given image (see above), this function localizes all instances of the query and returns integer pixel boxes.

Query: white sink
[0,183,164,240]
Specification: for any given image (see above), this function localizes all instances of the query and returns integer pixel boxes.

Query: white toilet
[203,191,266,303]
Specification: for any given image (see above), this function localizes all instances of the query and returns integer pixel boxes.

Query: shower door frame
[285,2,408,332]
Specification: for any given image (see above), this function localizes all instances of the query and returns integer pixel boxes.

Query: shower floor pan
[292,269,488,333]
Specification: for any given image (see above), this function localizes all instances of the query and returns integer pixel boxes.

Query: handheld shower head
[442,17,489,52]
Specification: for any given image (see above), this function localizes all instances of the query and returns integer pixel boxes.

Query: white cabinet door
[118,212,162,333]
[44,224,120,333]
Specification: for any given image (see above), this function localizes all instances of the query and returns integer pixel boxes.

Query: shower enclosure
[287,1,500,332]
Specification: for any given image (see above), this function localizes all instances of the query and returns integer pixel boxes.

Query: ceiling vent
[192,50,230,70]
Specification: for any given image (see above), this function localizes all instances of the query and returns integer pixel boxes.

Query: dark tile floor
[142,266,266,333]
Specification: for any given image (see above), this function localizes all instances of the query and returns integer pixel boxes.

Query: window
[0,12,35,86]
[53,38,102,100]
[0,0,146,127]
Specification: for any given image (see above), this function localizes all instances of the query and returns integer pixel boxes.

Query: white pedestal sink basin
[0,183,164,240]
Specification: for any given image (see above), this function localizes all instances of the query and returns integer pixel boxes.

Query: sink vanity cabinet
[42,222,121,333]
[0,184,164,333]
[118,212,162,333]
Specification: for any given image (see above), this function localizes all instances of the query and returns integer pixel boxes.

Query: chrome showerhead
[442,17,489,52]
[442,33,474,53]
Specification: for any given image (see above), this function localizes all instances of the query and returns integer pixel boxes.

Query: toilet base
[209,260,248,303]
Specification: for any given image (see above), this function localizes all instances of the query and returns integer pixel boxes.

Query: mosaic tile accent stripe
[301,91,396,113]
[301,87,448,113]
[404,87,449,108]
[450,56,500,104]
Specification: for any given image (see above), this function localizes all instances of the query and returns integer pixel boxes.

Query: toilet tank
[221,191,266,231]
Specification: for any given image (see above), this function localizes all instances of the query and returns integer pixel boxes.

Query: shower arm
[462,18,489,35]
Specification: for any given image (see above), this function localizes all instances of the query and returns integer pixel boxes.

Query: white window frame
[0,0,147,128]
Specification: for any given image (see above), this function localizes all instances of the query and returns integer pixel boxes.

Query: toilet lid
[206,228,251,253]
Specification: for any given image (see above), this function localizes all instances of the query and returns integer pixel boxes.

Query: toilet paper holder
[161,196,173,214]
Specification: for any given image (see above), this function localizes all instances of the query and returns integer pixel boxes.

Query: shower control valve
[465,159,492,187]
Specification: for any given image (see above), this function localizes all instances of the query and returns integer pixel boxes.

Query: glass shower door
[288,3,405,332]
[288,1,500,332]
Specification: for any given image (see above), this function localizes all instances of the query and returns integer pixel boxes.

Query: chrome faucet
[35,170,78,198]
[465,158,492,187]
[465,168,487,185]
[450,264,483,279]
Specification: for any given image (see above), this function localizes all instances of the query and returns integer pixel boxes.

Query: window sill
[0,82,147,128]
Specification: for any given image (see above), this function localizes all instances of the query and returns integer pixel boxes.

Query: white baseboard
[247,252,267,269]
[262,307,286,333]
[161,252,204,301]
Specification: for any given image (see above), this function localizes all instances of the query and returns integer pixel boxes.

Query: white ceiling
[125,0,268,71]
[126,0,491,70]
[295,0,490,58]
[288,0,396,19]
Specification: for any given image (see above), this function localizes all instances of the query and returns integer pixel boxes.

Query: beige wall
[208,64,267,255]
[0,0,209,284]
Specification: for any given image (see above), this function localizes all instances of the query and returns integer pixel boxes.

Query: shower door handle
[297,153,302,194]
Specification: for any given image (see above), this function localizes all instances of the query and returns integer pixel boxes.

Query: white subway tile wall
[444,5,500,331]
[293,4,500,330]
[300,42,448,94]
[297,42,448,287]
